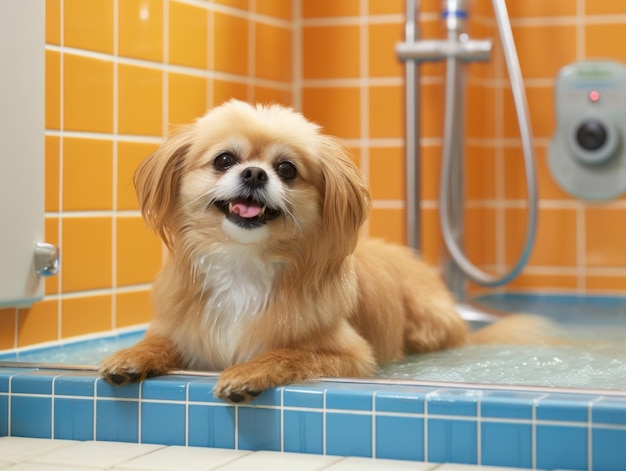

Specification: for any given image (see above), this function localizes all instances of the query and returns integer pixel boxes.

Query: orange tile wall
[3,0,626,350]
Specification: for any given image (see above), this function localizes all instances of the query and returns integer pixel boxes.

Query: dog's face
[134,100,370,262]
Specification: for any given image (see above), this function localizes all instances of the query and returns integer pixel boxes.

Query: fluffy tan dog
[100,100,483,403]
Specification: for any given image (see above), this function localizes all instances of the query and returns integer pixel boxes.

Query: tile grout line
[531,393,549,470]
[588,396,603,471]
[207,5,214,109]
[359,0,370,237]
[371,390,376,458]
[56,0,66,344]
[234,404,239,450]
[476,395,481,466]
[184,381,190,447]
[93,378,99,440]
[291,0,302,111]
[248,0,256,102]
[424,390,433,463]
[322,388,327,456]
[7,375,13,436]
[138,380,143,444]
[111,0,120,331]
[51,376,57,439]
[162,0,170,135]
[280,387,285,453]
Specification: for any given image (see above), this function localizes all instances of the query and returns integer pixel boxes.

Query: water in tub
[2,294,626,390]
[379,294,626,389]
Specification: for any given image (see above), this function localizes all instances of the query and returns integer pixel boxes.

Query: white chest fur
[192,245,276,368]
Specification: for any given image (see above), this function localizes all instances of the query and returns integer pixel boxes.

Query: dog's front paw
[99,349,151,386]
[213,363,269,404]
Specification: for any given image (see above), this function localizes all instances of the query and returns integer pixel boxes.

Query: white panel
[0,0,47,307]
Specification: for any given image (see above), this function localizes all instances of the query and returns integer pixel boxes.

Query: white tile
[2,463,107,471]
[0,438,79,463]
[325,457,437,470]
[113,446,250,470]
[28,441,163,469]
[216,451,343,471]
[0,462,11,470]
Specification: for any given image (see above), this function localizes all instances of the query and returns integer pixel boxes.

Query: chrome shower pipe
[397,0,492,252]
[397,0,538,297]
[402,0,421,251]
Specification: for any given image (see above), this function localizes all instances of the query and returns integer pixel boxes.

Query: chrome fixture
[34,242,60,277]
[397,0,538,298]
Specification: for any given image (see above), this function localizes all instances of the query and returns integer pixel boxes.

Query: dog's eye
[276,161,297,180]
[213,152,237,171]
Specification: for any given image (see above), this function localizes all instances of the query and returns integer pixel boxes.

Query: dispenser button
[576,119,607,152]
[588,90,600,102]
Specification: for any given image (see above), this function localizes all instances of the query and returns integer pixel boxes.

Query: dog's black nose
[241,166,268,188]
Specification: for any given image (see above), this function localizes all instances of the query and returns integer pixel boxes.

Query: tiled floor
[0,437,538,470]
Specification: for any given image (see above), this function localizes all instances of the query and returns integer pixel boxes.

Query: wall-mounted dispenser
[549,61,626,201]
[0,0,59,308]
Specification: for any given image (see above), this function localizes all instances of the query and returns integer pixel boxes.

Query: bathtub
[1,293,626,471]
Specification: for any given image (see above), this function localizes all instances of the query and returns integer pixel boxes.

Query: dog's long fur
[100,100,524,402]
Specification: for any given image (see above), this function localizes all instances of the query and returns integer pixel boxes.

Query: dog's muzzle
[214,167,282,229]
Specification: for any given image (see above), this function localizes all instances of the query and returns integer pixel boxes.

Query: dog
[100,100,536,403]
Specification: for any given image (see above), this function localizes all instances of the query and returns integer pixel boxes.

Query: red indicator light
[589,90,600,102]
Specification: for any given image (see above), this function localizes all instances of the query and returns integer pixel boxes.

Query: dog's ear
[134,129,193,247]
[318,136,370,256]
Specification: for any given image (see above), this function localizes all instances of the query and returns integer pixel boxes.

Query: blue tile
[284,410,323,454]
[141,402,186,446]
[249,387,281,406]
[238,406,280,451]
[96,378,140,399]
[0,371,13,392]
[481,391,540,419]
[427,390,479,417]
[535,394,592,422]
[593,428,626,471]
[428,419,477,465]
[95,400,138,442]
[326,413,372,458]
[11,372,54,394]
[11,396,51,438]
[537,425,587,471]
[593,398,626,426]
[481,422,532,469]
[54,398,94,440]
[375,390,425,414]
[54,374,96,397]
[188,404,235,449]
[284,385,324,409]
[326,387,373,411]
[188,378,221,403]
[142,377,188,401]
[376,415,424,461]
[0,395,8,436]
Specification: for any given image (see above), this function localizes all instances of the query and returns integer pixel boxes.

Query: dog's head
[134,100,370,263]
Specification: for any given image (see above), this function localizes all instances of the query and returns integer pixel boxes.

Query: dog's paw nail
[228,392,246,403]
[108,373,128,386]
[248,390,262,397]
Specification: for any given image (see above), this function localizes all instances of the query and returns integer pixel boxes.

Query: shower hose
[439,0,538,287]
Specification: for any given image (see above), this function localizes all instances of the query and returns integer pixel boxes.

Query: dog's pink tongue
[231,201,262,218]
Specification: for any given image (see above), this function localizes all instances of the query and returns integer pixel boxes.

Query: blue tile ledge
[2,367,626,470]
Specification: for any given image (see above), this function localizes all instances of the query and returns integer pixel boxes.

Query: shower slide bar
[397,0,538,291]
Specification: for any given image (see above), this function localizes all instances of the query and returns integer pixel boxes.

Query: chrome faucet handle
[34,242,60,277]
